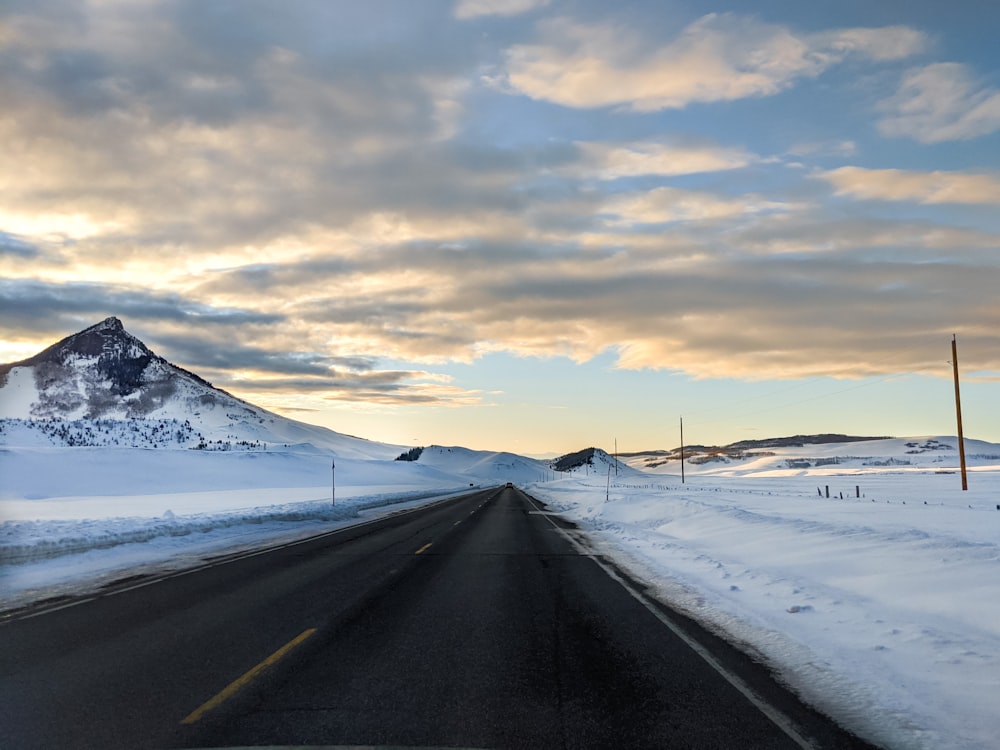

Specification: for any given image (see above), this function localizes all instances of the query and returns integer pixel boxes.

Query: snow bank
[528,466,1000,750]
[0,485,477,610]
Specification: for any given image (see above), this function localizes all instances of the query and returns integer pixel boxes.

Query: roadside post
[951,335,968,491]
[332,456,336,507]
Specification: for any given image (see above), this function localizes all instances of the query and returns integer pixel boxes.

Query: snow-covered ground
[2,434,998,750]
[529,442,1000,750]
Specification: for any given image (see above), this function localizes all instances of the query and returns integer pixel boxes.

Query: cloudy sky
[2,0,999,454]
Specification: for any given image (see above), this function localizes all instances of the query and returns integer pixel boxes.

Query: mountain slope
[0,316,242,421]
[0,317,401,460]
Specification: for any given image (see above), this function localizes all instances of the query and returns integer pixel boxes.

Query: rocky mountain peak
[94,315,124,333]
[49,316,150,362]
[0,317,390,457]
[0,317,184,418]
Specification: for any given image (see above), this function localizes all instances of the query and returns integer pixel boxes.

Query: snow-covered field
[530,442,1000,750]
[2,434,998,750]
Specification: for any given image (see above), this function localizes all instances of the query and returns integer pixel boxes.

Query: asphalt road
[0,486,878,749]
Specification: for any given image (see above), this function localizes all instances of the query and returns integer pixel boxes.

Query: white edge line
[524,493,818,750]
[12,596,98,621]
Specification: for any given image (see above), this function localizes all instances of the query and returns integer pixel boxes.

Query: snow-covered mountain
[0,317,400,460]
[0,317,567,499]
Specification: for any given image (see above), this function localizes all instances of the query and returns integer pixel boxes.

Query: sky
[2,0,1000,455]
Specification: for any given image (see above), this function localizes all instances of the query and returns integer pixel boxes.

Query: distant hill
[613,435,1000,477]
[552,436,890,473]
[617,434,893,468]
[552,447,598,472]
[550,447,634,475]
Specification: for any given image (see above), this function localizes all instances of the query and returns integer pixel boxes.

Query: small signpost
[331,456,336,507]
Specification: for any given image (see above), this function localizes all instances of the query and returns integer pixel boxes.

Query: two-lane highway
[0,486,877,749]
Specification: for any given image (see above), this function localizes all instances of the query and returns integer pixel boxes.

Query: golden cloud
[820,166,1000,204]
[503,14,925,111]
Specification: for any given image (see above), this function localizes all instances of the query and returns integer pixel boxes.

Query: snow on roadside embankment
[0,485,473,611]
[0,445,481,609]
[528,468,1000,750]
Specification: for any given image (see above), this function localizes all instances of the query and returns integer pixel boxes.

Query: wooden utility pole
[951,335,968,491]
[679,416,686,484]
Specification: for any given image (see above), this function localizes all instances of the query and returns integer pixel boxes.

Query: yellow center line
[415,542,434,555]
[181,627,317,725]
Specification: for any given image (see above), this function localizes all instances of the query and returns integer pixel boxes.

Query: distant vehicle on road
[505,482,513,488]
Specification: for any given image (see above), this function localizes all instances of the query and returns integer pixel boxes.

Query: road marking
[180,628,317,725]
[523,494,818,750]
[415,542,434,555]
[453,520,462,526]
[4,597,98,622]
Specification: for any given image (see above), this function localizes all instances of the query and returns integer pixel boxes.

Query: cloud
[454,0,550,20]
[0,279,280,334]
[463,230,1000,378]
[733,213,1000,257]
[147,332,379,379]
[168,339,485,407]
[502,14,925,111]
[238,375,483,407]
[0,278,483,406]
[0,0,485,256]
[568,139,761,180]
[600,187,795,227]
[156,325,487,407]
[819,166,1000,204]
[878,63,1000,143]
[0,232,39,258]
[809,26,926,63]
[2,1,999,394]
[786,140,857,159]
